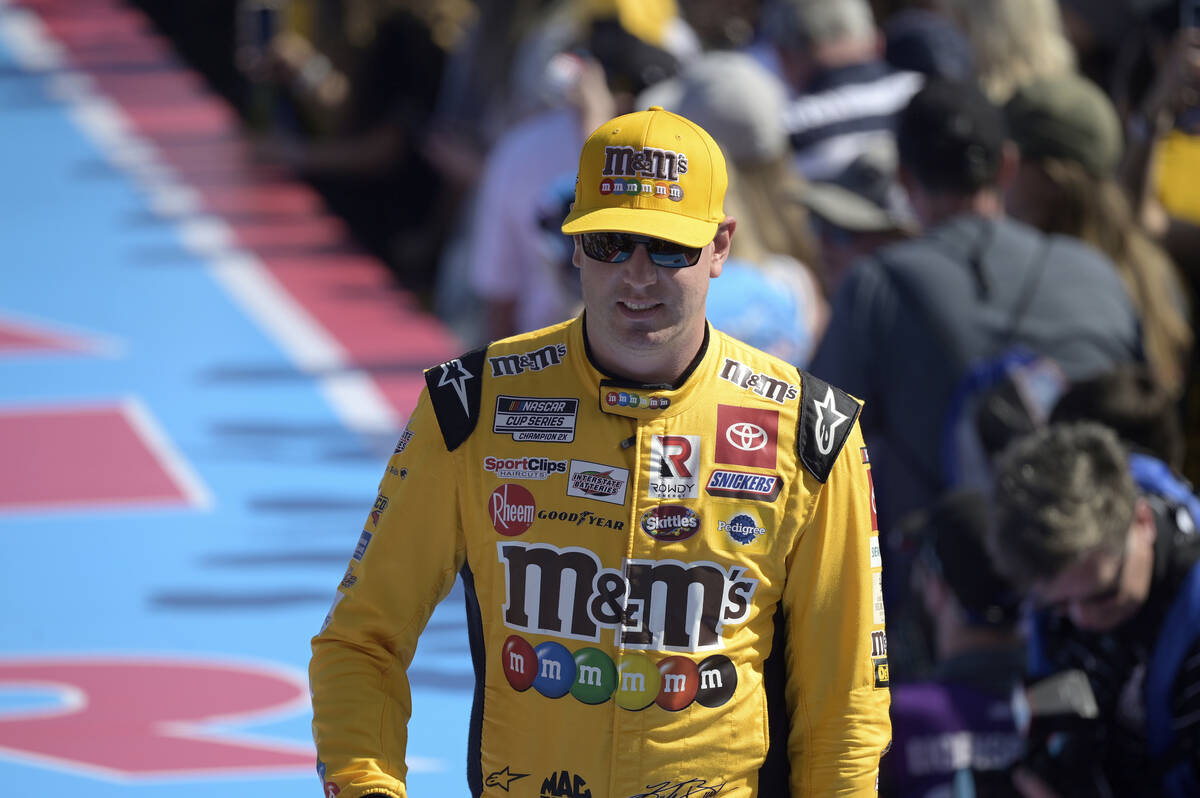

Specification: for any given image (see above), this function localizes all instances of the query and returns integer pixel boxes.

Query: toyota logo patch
[715,404,778,469]
[726,422,767,452]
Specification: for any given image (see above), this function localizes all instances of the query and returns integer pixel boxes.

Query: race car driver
[309,105,892,797]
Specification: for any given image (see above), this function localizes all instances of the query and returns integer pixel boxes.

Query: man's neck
[582,316,707,388]
[920,188,1004,229]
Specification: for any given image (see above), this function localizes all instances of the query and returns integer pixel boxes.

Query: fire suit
[310,315,891,798]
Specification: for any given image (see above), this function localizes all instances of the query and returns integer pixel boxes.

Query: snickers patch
[705,469,782,502]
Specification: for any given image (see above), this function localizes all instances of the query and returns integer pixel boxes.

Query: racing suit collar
[571,314,714,419]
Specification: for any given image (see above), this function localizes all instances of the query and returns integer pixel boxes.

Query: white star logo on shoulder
[437,358,474,415]
[813,387,849,455]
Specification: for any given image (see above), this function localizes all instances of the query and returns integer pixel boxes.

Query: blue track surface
[0,3,472,794]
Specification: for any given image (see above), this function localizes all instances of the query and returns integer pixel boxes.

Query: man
[461,16,680,342]
[797,139,918,289]
[990,422,1200,797]
[807,79,1143,624]
[882,491,1025,797]
[310,106,891,797]
[763,0,924,182]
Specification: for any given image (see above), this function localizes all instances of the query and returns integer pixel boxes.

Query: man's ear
[1133,497,1157,545]
[709,217,736,278]
[571,236,583,270]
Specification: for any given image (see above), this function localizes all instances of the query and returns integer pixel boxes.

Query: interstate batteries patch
[493,396,578,443]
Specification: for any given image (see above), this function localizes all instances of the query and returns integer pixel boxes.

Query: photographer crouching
[988,422,1200,797]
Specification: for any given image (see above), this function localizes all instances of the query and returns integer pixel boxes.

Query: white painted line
[0,1,401,436]
[121,396,213,510]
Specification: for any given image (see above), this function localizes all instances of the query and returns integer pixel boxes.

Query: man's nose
[619,245,658,287]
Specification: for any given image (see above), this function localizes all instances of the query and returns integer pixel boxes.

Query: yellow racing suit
[310,315,891,797]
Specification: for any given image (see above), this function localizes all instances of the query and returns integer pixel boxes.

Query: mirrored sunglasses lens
[646,239,701,267]
[582,233,630,262]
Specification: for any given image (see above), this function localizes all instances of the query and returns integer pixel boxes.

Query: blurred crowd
[141,0,1200,793]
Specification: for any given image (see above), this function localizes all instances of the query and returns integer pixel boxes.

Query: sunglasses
[579,232,703,268]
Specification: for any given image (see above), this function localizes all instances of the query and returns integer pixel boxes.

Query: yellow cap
[580,0,678,47]
[561,106,728,248]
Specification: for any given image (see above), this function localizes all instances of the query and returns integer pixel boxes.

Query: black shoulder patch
[424,347,487,451]
[796,370,862,483]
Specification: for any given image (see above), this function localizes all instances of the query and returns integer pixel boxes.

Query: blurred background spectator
[797,138,919,289]
[1003,71,1193,400]
[762,0,925,181]
[238,0,477,298]
[808,77,1145,678]
[989,422,1200,798]
[443,6,685,345]
[882,490,1025,797]
[942,0,1076,104]
[660,50,828,364]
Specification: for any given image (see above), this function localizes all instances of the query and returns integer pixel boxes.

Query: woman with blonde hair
[1004,72,1193,399]
[943,0,1075,103]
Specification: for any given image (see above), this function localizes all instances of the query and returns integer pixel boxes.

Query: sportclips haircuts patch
[493,396,578,443]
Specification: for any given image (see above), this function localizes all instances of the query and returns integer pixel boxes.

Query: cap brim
[561,205,719,248]
[799,184,903,233]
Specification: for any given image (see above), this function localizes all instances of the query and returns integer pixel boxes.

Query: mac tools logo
[648,435,700,499]
[715,405,778,470]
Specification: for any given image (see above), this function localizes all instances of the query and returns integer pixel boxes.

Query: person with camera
[989,421,1200,797]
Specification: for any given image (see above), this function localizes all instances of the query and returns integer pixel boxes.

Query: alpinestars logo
[437,358,474,415]
[486,766,529,792]
[813,387,849,455]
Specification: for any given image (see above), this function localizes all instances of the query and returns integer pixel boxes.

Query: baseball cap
[561,106,728,247]
[672,51,790,166]
[897,78,1008,193]
[798,140,919,233]
[884,9,975,81]
[1004,73,1123,178]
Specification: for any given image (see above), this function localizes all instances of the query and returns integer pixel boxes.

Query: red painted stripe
[13,0,462,424]
[0,405,190,511]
